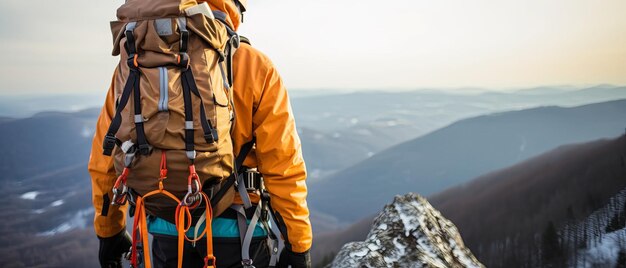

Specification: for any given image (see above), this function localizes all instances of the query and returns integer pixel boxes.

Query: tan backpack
[101,1,244,267]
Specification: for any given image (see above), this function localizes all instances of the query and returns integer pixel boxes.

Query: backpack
[102,0,241,267]
[102,1,286,266]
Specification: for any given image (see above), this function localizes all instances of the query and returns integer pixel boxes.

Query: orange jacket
[89,0,312,253]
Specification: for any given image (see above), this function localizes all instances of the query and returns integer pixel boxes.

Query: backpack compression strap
[177,17,219,147]
[103,22,150,156]
[212,10,239,88]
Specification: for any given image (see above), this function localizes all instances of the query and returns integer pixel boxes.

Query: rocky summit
[329,193,483,268]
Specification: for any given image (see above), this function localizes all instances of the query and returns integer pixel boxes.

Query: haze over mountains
[313,135,626,267]
[2,86,625,180]
[430,135,626,267]
[298,85,626,178]
[0,85,624,266]
[0,109,98,182]
[309,99,626,222]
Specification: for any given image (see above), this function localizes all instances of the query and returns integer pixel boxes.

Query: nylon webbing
[132,70,149,155]
[176,16,196,161]
[268,202,292,252]
[210,10,236,90]
[237,173,253,208]
[233,205,248,245]
[231,204,263,268]
[103,69,138,155]
[235,138,256,172]
[193,211,208,247]
[218,59,230,90]
[267,212,285,266]
[225,33,240,88]
[210,138,256,207]
[181,68,196,161]
[103,22,141,156]
[183,69,218,143]
[125,22,137,54]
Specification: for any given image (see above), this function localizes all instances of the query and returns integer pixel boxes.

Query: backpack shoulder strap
[239,35,251,46]
[209,137,256,207]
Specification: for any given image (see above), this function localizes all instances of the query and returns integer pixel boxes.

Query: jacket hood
[204,0,241,31]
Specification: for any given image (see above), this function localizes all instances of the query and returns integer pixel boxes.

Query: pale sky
[0,0,624,95]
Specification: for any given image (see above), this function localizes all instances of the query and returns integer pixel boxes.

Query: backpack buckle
[177,52,190,69]
[103,134,117,156]
[244,170,260,192]
[126,54,139,69]
[241,259,254,268]
[137,143,152,155]
[204,128,219,144]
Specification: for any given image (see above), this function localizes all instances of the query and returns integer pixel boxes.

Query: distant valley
[312,135,626,267]
[309,99,626,223]
[0,86,625,266]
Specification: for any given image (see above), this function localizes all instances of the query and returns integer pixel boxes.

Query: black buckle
[261,190,270,202]
[137,143,152,155]
[103,134,117,156]
[126,53,138,69]
[178,52,190,69]
[261,206,269,222]
[244,170,262,192]
[179,30,189,52]
[204,128,219,144]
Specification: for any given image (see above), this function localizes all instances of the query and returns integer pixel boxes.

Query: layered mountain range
[313,135,626,267]
[309,99,626,223]
[0,86,625,266]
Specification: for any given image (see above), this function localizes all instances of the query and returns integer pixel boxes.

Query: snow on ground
[50,199,64,207]
[38,208,94,236]
[20,191,40,200]
[32,209,45,214]
[394,200,423,236]
[577,228,626,267]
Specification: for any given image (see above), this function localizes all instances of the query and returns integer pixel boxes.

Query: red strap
[175,192,215,268]
[113,167,130,189]
[130,196,142,267]
[159,151,167,179]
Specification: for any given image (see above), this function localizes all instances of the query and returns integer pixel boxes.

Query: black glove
[277,249,311,268]
[98,229,132,268]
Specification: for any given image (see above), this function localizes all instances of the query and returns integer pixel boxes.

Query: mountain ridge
[312,134,626,267]
[309,99,626,222]
[329,193,483,268]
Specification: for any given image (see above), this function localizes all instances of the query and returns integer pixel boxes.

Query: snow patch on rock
[330,193,484,268]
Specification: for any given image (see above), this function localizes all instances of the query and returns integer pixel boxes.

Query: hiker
[88,0,312,267]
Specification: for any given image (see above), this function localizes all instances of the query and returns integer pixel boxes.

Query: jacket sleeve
[88,73,128,238]
[251,61,312,253]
